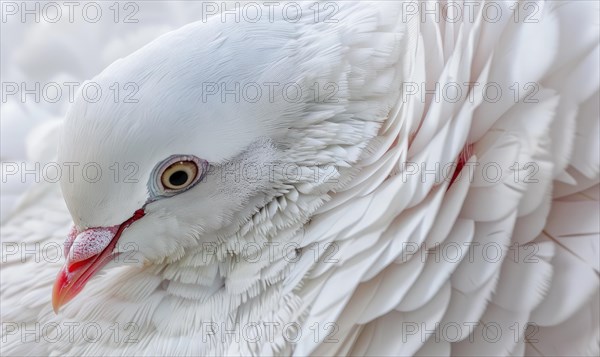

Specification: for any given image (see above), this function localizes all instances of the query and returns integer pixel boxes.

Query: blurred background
[1,1,214,220]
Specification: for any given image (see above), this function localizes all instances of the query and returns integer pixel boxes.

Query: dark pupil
[169,171,188,187]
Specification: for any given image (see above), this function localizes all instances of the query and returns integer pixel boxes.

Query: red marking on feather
[449,144,474,187]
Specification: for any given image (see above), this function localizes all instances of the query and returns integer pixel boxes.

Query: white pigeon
[1,1,599,356]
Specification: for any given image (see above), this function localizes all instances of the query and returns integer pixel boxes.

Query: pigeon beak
[52,209,145,313]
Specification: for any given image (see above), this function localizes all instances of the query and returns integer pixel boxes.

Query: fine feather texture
[1,1,599,356]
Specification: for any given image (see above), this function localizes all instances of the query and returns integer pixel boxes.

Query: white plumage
[1,1,599,356]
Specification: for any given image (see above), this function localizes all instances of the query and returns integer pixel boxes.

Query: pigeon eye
[150,155,208,198]
[161,161,198,190]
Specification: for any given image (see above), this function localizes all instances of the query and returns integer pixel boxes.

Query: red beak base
[52,209,145,313]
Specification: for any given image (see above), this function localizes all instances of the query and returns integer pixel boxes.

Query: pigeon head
[52,5,404,312]
[52,20,304,311]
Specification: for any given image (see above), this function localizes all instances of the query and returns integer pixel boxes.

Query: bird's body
[1,1,599,356]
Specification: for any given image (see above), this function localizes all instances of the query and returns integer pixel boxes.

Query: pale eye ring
[150,155,208,198]
[161,161,197,190]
